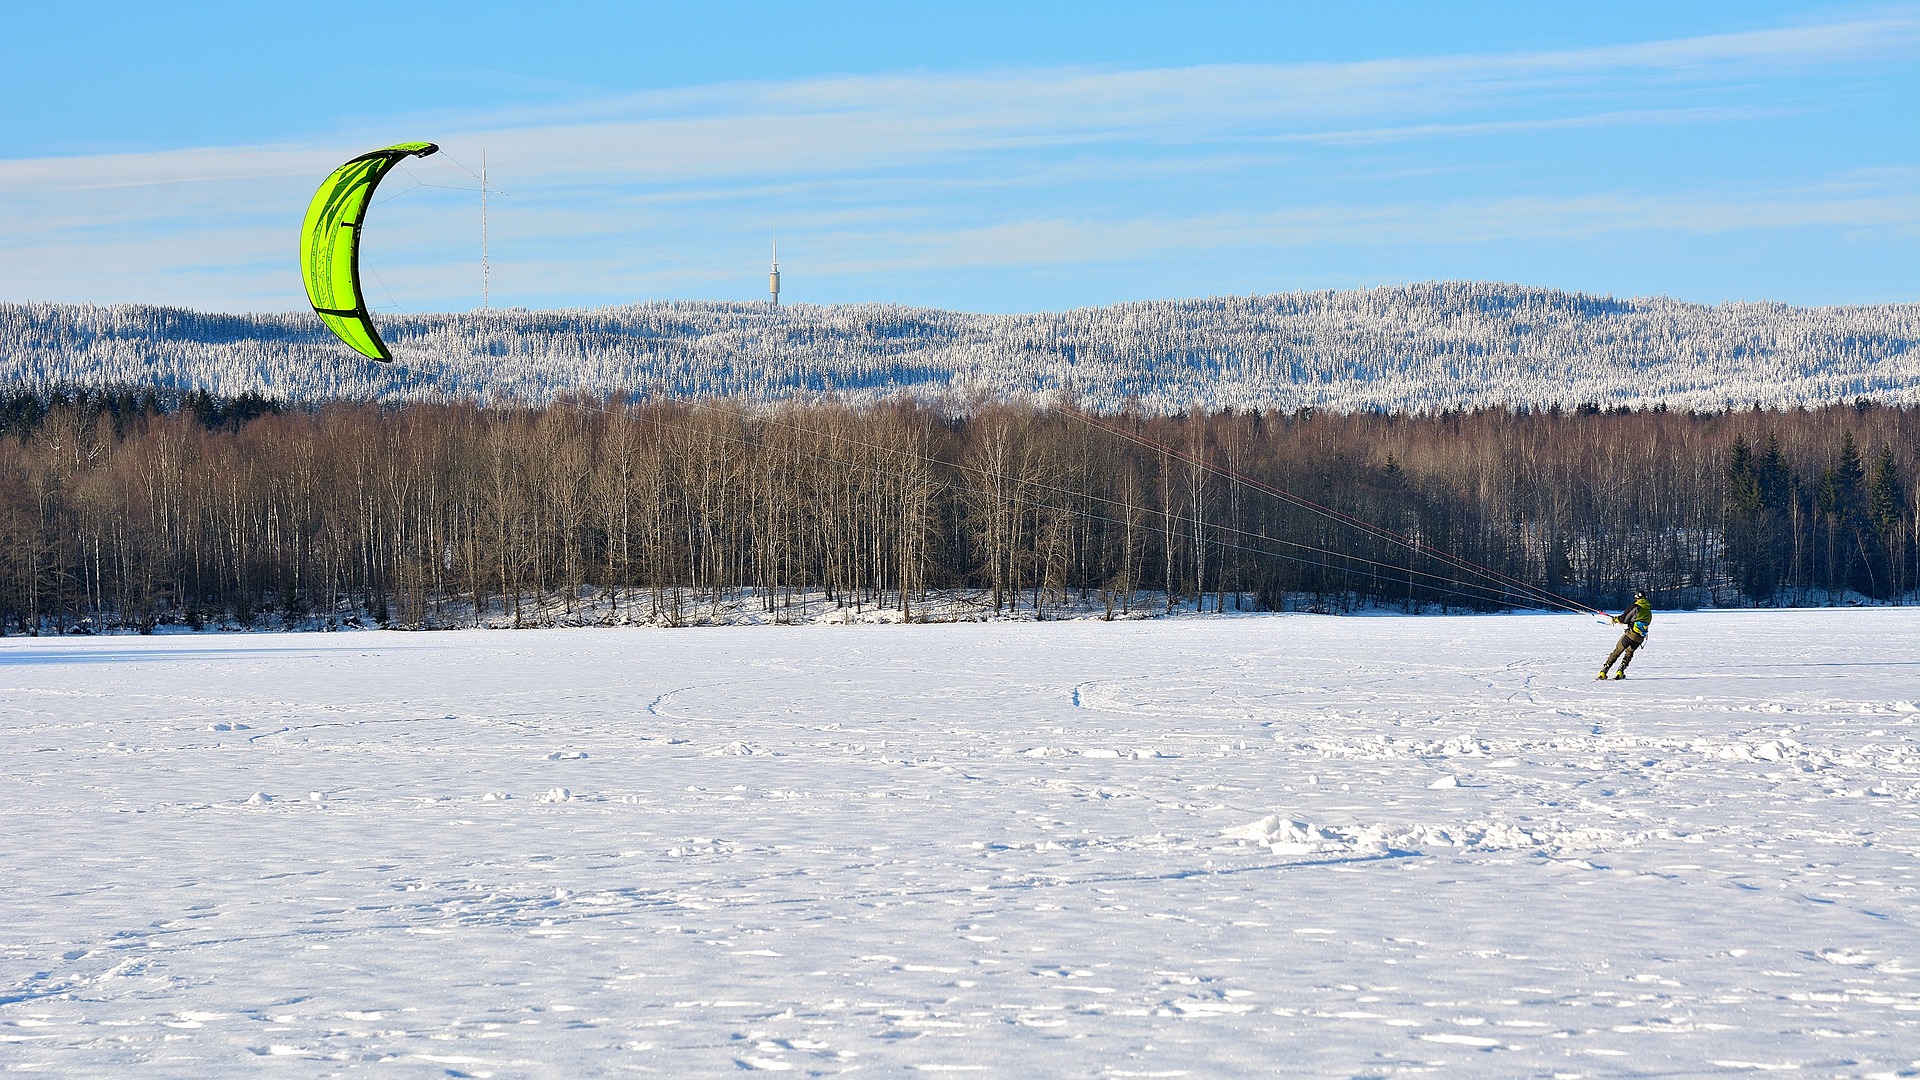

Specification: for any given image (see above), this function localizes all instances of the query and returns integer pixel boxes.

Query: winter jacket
[1617,598,1652,638]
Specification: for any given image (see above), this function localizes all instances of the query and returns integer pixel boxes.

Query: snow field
[2,610,1918,1076]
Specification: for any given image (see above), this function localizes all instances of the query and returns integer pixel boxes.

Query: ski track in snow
[2,610,1918,1077]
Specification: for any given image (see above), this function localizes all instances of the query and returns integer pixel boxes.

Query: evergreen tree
[1867,444,1910,598]
[1817,433,1874,596]
[1724,436,1770,601]
[1756,433,1791,599]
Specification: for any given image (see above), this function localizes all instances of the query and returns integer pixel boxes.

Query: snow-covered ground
[3,610,1918,1077]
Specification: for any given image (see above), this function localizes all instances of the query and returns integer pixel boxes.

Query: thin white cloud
[803,184,1920,274]
[408,14,1920,179]
[1,13,1914,308]
[10,14,1912,186]
[1259,106,1808,147]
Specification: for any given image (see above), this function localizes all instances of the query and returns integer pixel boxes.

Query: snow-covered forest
[4,283,1918,412]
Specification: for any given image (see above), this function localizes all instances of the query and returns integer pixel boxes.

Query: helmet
[1633,589,1647,600]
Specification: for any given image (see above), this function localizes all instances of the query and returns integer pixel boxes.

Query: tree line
[0,387,1913,633]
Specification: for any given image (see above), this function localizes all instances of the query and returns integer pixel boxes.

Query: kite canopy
[299,142,439,362]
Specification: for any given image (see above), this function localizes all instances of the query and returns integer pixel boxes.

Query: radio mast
[481,150,489,310]
[769,231,780,306]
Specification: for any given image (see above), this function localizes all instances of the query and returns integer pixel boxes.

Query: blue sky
[4,2,1916,313]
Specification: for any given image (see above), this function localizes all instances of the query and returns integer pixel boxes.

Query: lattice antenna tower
[481,150,489,309]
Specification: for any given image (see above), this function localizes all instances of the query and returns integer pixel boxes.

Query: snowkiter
[1599,591,1652,679]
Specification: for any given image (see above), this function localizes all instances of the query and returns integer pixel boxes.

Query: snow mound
[708,741,770,756]
[1020,746,1165,759]
[1224,813,1653,857]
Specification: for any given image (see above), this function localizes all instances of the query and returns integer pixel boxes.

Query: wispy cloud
[2,13,1915,310]
[805,180,1920,274]
[405,14,1919,182]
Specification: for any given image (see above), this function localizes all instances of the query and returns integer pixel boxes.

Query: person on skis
[1599,590,1652,680]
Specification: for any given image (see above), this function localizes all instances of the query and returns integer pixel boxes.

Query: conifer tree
[1868,443,1910,597]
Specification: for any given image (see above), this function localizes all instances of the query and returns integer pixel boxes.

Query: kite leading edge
[299,142,439,362]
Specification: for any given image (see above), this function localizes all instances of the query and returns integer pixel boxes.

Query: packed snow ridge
[5,281,1917,413]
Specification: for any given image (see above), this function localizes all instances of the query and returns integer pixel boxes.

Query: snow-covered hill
[4,282,1917,412]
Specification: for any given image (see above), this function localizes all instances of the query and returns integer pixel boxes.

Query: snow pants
[1603,629,1645,673]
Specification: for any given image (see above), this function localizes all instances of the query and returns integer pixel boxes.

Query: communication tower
[769,233,780,306]
[480,150,489,309]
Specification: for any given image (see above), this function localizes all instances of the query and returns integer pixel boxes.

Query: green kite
[299,142,438,362]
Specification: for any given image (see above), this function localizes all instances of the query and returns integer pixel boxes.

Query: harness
[1626,601,1651,639]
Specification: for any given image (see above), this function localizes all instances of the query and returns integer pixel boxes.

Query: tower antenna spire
[769,230,780,307]
[481,149,490,310]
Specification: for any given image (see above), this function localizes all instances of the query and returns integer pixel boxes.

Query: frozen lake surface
[3,610,1918,1077]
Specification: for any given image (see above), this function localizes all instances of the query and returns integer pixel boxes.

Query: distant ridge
[3,282,1916,413]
